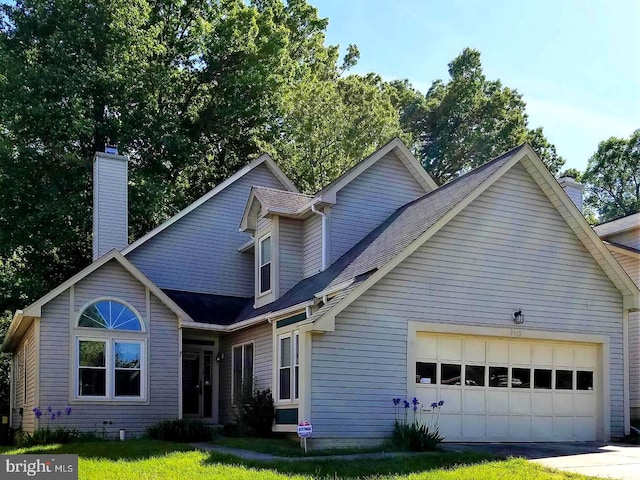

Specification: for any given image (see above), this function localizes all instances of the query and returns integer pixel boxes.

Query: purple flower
[50,414,56,421]
[438,400,444,406]
[65,407,72,416]
[46,406,52,413]
[32,408,42,419]
[392,398,400,406]
[403,400,410,409]
[431,402,438,409]
[412,397,419,406]
[413,404,418,412]
[56,410,62,418]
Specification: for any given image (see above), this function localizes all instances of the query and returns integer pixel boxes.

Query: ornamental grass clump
[391,397,444,451]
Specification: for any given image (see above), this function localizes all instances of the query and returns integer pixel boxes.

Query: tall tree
[390,49,564,185]
[583,130,640,222]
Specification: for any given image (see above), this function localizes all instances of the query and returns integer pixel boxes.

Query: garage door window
[416,362,436,384]
[512,368,530,388]
[489,367,508,387]
[440,364,461,385]
[556,370,573,390]
[534,369,552,389]
[577,371,593,390]
[465,365,485,386]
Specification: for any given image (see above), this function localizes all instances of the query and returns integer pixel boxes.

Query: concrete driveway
[442,442,640,480]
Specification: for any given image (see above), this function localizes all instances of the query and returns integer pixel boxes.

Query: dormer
[240,187,320,307]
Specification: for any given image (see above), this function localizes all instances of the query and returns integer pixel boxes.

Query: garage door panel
[510,391,531,415]
[413,333,601,442]
[487,341,509,363]
[487,390,509,413]
[486,415,509,438]
[463,389,485,413]
[532,391,554,415]
[510,343,531,365]
[553,393,574,416]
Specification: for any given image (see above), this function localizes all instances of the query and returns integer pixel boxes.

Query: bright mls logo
[1,455,78,479]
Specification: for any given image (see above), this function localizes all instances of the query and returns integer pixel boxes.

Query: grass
[0,439,596,479]
[213,435,393,457]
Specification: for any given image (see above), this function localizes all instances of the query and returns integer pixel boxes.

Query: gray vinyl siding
[279,218,303,295]
[11,323,37,432]
[127,164,286,297]
[631,311,640,419]
[37,260,179,437]
[607,230,640,250]
[329,151,427,263]
[311,163,624,441]
[93,154,128,260]
[218,322,272,424]
[303,215,322,278]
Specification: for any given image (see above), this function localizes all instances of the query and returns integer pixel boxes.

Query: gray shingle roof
[252,186,313,215]
[234,144,526,322]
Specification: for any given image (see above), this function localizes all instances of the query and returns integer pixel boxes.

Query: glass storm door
[182,351,201,416]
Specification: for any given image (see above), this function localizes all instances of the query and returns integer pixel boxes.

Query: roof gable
[315,137,437,203]
[240,186,313,233]
[123,154,297,255]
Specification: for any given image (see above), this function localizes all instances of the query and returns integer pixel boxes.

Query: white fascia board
[1,310,24,352]
[123,154,297,255]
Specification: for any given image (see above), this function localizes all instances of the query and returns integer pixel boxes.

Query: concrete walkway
[443,442,640,480]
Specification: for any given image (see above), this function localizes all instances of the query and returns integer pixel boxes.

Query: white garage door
[414,333,600,442]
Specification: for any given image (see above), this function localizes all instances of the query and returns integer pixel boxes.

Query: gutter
[310,204,328,271]
[1,310,24,352]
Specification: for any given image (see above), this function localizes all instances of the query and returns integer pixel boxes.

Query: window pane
[115,342,140,369]
[244,344,254,396]
[465,365,485,386]
[261,237,271,264]
[489,367,508,387]
[115,370,141,396]
[534,369,552,389]
[294,334,299,365]
[280,337,291,367]
[577,371,594,390]
[416,362,436,384]
[295,366,299,399]
[440,364,461,385]
[79,300,142,331]
[79,368,106,396]
[279,367,291,400]
[260,264,271,293]
[79,341,105,367]
[233,347,242,402]
[512,368,531,388]
[556,370,573,390]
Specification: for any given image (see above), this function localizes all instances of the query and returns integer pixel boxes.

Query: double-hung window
[232,342,254,403]
[258,235,272,294]
[278,332,299,402]
[76,299,146,400]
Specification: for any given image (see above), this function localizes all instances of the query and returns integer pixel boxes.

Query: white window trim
[76,297,146,332]
[231,341,255,404]
[258,234,272,296]
[74,336,147,402]
[277,331,299,403]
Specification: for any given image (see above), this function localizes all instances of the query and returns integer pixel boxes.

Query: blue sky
[313,0,640,172]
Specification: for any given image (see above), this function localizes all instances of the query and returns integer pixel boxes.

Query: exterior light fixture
[512,309,525,325]
[216,352,224,363]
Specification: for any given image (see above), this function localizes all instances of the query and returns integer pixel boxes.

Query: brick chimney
[93,149,128,260]
[558,175,584,213]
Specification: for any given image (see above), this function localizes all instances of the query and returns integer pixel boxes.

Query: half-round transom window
[79,300,143,331]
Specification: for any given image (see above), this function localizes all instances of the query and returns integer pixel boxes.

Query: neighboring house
[594,213,640,421]
[2,139,638,446]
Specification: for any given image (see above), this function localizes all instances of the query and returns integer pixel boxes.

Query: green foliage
[235,388,275,437]
[0,312,11,413]
[14,427,97,446]
[391,419,443,452]
[583,129,640,222]
[145,419,213,443]
[391,48,564,185]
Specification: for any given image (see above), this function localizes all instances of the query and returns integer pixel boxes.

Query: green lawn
[0,440,595,479]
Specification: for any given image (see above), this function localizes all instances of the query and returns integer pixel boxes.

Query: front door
[182,349,214,418]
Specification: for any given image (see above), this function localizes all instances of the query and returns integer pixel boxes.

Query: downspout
[310,204,328,271]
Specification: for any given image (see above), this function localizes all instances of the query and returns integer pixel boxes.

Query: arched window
[79,300,143,331]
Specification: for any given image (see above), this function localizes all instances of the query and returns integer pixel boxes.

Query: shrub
[390,397,444,452]
[235,388,275,437]
[145,419,213,442]
[16,427,81,446]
